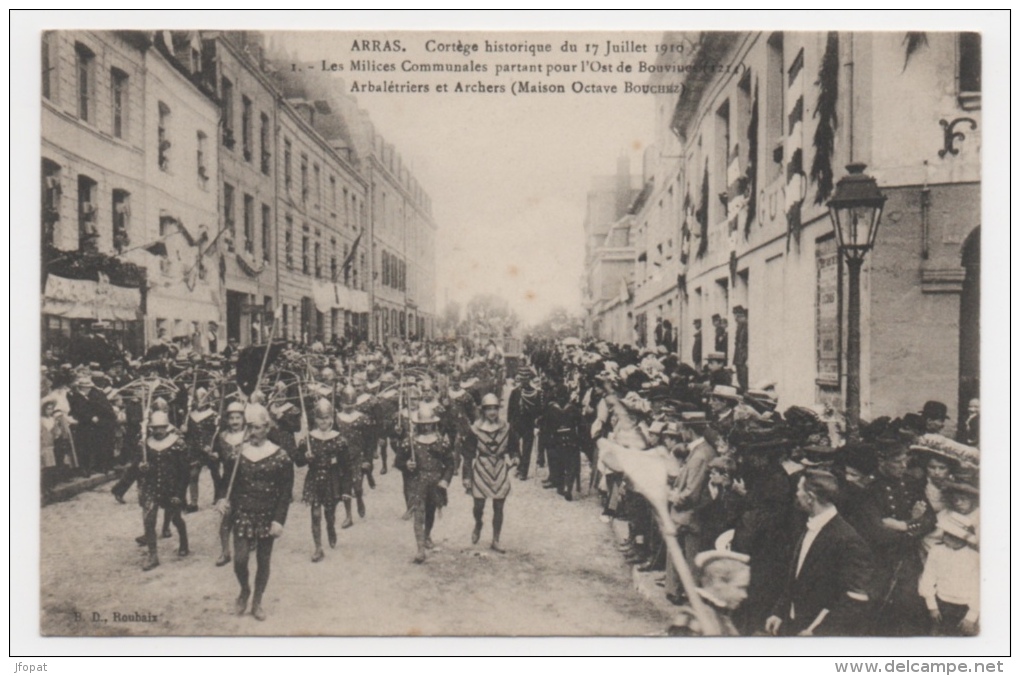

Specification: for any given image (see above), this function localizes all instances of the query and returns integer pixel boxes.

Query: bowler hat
[922,400,949,421]
[706,352,726,363]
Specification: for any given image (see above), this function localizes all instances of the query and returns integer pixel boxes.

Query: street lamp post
[827,163,887,441]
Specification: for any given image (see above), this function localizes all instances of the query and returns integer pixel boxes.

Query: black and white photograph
[12,10,1011,663]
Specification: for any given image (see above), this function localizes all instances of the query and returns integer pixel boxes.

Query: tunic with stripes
[464,419,516,500]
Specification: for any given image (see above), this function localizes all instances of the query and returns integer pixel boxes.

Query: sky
[276,30,655,325]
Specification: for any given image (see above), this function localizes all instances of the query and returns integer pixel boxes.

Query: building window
[313,164,321,207]
[359,253,366,290]
[382,250,389,287]
[243,193,255,255]
[330,238,338,282]
[42,32,56,101]
[284,139,292,191]
[112,189,130,252]
[260,112,271,174]
[158,102,171,171]
[352,194,358,229]
[301,233,310,275]
[223,183,235,252]
[77,174,98,252]
[42,159,62,248]
[241,95,253,161]
[285,215,294,269]
[343,244,351,284]
[261,204,271,263]
[765,32,784,182]
[111,67,128,139]
[300,154,309,203]
[221,77,235,148]
[958,32,981,109]
[314,240,322,279]
[196,131,209,185]
[75,42,95,123]
[330,176,337,214]
[343,187,349,227]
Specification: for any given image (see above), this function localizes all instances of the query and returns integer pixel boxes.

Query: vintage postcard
[19,13,1008,657]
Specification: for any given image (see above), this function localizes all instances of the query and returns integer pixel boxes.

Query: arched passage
[957,226,980,439]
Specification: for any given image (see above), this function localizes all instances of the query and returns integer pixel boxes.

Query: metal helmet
[244,403,271,426]
[320,367,336,382]
[481,393,500,409]
[314,398,334,419]
[249,391,267,405]
[226,401,246,415]
[195,386,209,402]
[340,385,358,407]
[149,411,170,427]
[152,397,170,412]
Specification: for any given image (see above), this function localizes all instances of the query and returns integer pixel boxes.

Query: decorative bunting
[811,32,840,205]
[902,32,928,72]
[745,77,758,239]
[696,159,709,259]
[785,48,807,251]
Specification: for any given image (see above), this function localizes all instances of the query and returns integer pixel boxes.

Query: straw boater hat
[909,433,979,470]
[694,549,750,570]
[710,384,742,402]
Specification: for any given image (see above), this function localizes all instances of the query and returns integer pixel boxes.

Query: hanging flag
[337,229,363,281]
[143,241,168,257]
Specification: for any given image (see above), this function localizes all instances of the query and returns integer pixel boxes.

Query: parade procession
[34,26,986,640]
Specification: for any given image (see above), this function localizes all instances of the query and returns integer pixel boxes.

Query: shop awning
[42,274,141,321]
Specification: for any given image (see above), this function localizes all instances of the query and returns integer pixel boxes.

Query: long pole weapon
[180,362,200,434]
[140,377,155,465]
[221,310,280,507]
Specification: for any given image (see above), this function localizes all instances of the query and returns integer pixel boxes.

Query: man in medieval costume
[462,393,519,553]
[394,401,456,564]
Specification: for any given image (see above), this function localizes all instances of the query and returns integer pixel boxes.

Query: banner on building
[312,281,370,314]
[42,274,141,321]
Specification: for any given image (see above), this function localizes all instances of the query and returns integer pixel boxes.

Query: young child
[41,399,71,494]
[918,498,979,636]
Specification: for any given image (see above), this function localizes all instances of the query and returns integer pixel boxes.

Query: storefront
[42,273,144,360]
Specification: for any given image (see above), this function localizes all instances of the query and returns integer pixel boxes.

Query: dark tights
[413,493,438,548]
[310,503,337,550]
[472,497,505,542]
[233,534,274,607]
[144,503,186,551]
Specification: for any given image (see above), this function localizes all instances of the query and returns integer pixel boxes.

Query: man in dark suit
[67,370,119,475]
[766,469,874,636]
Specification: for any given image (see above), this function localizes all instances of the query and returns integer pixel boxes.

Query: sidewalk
[608,517,681,621]
[43,468,122,506]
